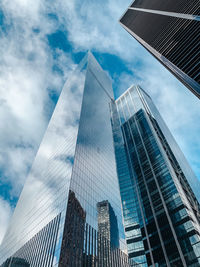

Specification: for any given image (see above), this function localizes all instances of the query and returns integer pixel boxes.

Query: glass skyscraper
[97,200,120,265]
[110,85,200,266]
[119,0,200,99]
[1,52,200,267]
[0,53,129,267]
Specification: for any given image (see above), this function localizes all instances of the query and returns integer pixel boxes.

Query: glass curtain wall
[0,53,128,267]
[111,85,200,266]
[119,0,200,98]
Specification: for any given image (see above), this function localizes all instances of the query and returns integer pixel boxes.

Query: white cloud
[52,0,140,60]
[0,0,76,198]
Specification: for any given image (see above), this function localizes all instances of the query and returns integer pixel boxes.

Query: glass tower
[110,85,200,266]
[119,0,200,99]
[0,53,129,267]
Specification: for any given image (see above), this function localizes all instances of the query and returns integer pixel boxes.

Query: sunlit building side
[0,53,129,267]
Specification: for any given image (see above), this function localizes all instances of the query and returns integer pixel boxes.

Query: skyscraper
[97,200,119,250]
[119,1,200,99]
[97,200,120,266]
[0,53,129,267]
[110,85,200,266]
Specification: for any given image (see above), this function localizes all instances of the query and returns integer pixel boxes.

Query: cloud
[0,0,77,198]
[52,0,142,59]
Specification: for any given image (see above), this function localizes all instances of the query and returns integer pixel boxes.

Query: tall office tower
[110,85,200,266]
[119,1,200,99]
[0,53,129,267]
[97,200,120,266]
[97,200,119,250]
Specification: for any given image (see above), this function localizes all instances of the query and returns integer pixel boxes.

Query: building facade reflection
[97,200,119,250]
[97,200,120,266]
[3,258,30,267]
[59,190,86,266]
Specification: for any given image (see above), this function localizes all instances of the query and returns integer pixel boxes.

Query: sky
[0,0,200,244]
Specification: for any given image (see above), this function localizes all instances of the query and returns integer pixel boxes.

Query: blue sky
[0,0,200,243]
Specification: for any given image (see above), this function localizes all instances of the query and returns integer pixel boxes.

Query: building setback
[0,53,129,267]
[120,0,200,99]
[111,85,200,266]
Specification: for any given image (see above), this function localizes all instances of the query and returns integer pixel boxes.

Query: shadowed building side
[120,0,200,99]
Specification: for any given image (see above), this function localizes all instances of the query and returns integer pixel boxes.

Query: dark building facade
[111,85,200,266]
[120,0,200,99]
[97,200,119,250]
[3,258,30,267]
[0,53,129,267]
[97,200,120,266]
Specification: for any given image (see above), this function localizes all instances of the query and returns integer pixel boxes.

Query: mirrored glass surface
[112,85,200,266]
[0,53,128,267]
